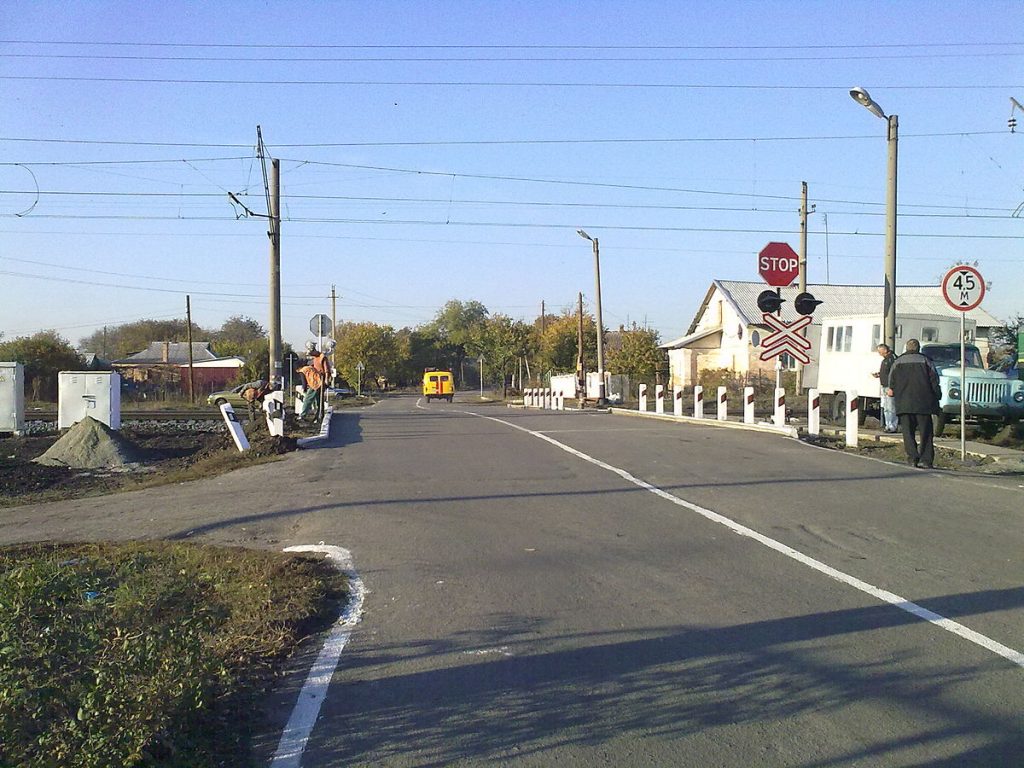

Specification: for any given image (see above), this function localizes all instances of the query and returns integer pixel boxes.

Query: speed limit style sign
[941,265,985,312]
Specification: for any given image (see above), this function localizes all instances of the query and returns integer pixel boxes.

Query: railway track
[25,409,224,421]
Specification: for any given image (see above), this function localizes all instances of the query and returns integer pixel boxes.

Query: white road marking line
[466,410,1024,670]
[272,545,366,768]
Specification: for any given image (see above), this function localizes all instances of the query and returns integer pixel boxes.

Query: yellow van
[422,369,454,402]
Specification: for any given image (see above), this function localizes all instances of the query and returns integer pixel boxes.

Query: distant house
[661,280,1003,388]
[113,342,245,395]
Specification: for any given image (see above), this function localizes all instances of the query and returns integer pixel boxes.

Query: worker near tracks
[240,379,273,426]
[297,341,332,420]
[872,343,898,433]
[887,338,942,468]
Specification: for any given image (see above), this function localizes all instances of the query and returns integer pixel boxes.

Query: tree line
[0,301,664,401]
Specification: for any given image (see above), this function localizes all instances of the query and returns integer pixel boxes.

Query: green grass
[0,541,347,768]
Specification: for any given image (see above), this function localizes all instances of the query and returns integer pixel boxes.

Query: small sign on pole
[941,265,985,460]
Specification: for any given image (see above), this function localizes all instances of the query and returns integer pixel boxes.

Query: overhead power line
[1,75,1017,90]
[0,130,1007,148]
[3,40,1021,50]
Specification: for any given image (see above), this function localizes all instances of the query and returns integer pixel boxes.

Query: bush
[0,542,346,768]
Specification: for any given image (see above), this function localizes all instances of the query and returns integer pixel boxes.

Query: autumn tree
[606,324,664,387]
[424,300,489,386]
[535,311,596,377]
[0,331,84,401]
[334,321,405,389]
[475,314,532,396]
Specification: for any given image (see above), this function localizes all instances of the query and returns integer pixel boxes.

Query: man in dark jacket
[887,339,942,468]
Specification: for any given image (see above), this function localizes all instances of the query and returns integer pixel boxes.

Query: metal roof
[114,342,221,365]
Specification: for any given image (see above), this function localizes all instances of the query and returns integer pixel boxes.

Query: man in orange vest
[297,341,331,420]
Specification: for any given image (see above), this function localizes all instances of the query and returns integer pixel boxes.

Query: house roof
[660,326,722,351]
[113,341,221,365]
[687,280,1003,335]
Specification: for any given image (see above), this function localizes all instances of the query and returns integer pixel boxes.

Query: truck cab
[422,369,454,403]
[921,343,1024,430]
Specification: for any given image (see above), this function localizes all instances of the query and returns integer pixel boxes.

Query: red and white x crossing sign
[758,313,812,365]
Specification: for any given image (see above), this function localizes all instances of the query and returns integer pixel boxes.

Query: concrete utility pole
[576,229,607,406]
[577,291,585,394]
[185,295,195,404]
[268,158,282,387]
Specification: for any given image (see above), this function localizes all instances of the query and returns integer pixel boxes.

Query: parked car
[206,383,249,408]
[327,384,355,398]
[922,343,1024,430]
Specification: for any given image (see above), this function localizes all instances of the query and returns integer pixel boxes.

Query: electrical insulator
[1010,116,1018,133]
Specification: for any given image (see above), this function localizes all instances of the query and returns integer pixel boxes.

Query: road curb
[297,406,334,448]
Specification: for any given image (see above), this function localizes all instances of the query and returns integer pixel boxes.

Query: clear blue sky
[2,0,1022,352]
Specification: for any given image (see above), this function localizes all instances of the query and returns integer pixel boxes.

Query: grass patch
[0,541,347,767]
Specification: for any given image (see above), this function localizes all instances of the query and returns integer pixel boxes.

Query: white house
[661,280,1003,388]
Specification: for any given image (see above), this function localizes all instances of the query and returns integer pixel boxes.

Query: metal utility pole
[185,295,195,404]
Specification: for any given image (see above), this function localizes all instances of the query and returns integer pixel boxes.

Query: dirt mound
[246,432,298,457]
[33,417,144,469]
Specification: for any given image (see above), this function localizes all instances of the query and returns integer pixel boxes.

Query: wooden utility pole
[330,284,338,375]
[540,300,546,337]
[185,295,195,404]
[796,181,809,394]
[577,292,585,394]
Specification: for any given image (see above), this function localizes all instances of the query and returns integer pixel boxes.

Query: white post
[638,384,647,412]
[673,385,683,417]
[545,387,552,410]
[774,387,786,427]
[263,391,285,437]
[655,384,665,414]
[557,390,565,411]
[744,386,755,424]
[717,386,728,421]
[807,388,820,436]
[693,385,704,419]
[525,388,532,407]
[846,390,859,447]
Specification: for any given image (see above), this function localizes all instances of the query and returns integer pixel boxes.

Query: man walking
[887,339,942,468]
[872,343,898,432]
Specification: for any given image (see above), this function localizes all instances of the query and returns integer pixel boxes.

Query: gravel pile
[33,417,145,469]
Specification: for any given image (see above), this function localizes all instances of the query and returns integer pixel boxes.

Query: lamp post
[850,86,898,352]
[576,229,607,406]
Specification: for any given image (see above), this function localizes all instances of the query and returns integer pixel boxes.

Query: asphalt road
[2,394,1022,767]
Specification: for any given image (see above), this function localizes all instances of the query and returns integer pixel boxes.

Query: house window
[871,324,881,350]
[779,352,797,369]
[922,327,938,342]
[827,326,835,351]
[835,326,845,352]
[843,326,853,352]
[751,330,761,347]
[896,324,903,338]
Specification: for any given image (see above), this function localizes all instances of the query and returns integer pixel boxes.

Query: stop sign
[758,242,799,287]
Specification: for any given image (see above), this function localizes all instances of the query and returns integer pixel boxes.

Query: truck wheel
[857,397,868,426]
[935,413,948,434]
[214,398,227,406]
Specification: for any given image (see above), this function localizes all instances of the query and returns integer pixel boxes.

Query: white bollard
[557,390,565,411]
[846,390,859,448]
[673,386,683,417]
[527,388,534,407]
[693,386,704,419]
[638,384,647,412]
[807,388,820,436]
[545,387,552,410]
[744,386,755,424]
[717,386,728,421]
[655,384,664,414]
[773,388,786,427]
[263,391,285,437]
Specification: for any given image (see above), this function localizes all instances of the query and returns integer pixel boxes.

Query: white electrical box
[0,362,25,434]
[58,371,122,430]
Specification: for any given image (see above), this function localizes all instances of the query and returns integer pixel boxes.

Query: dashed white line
[464,410,1024,670]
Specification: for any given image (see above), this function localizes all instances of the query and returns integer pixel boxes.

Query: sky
[2,0,1022,353]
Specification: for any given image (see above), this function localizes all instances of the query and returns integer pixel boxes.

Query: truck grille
[966,381,1009,404]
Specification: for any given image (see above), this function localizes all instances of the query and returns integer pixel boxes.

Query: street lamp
[576,229,607,406]
[850,86,898,352]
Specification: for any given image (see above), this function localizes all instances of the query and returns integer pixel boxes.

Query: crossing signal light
[757,290,785,314]
[794,292,823,316]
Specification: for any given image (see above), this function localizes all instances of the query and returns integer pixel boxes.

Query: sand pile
[33,416,144,469]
